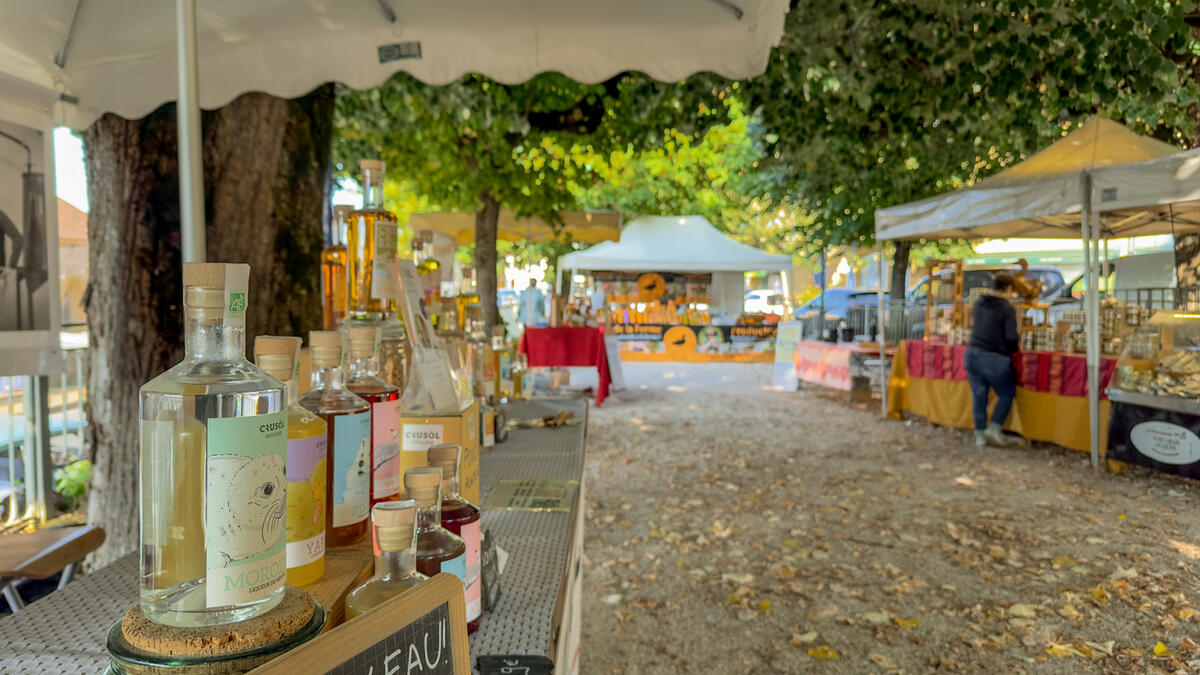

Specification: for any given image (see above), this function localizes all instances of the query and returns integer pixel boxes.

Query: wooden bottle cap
[347,326,379,357]
[404,467,442,506]
[359,159,385,172]
[309,330,342,367]
[373,500,417,551]
[182,262,229,288]
[333,204,353,222]
[426,444,460,465]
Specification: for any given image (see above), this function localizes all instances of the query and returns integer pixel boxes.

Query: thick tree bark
[474,191,501,334]
[889,240,911,302]
[1175,234,1200,290]
[82,86,333,568]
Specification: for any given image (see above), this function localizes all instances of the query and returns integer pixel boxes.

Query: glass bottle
[139,263,287,627]
[379,314,408,392]
[426,445,481,632]
[405,467,468,586]
[297,331,371,546]
[345,500,428,620]
[347,159,399,321]
[254,336,328,587]
[492,327,513,401]
[322,205,352,331]
[344,326,402,506]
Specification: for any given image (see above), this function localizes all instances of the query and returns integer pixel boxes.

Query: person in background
[519,278,546,327]
[590,282,607,311]
[965,272,1019,447]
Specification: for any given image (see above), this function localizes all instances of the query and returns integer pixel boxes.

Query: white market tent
[1090,146,1200,232]
[559,215,791,315]
[874,117,1188,469]
[0,0,790,261]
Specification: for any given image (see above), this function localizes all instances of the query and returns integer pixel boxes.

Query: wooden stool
[0,525,105,612]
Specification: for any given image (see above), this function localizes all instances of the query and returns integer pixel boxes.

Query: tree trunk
[82,86,334,569]
[474,191,501,334]
[889,240,911,302]
[1175,234,1200,293]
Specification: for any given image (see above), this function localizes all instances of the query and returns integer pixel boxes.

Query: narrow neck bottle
[311,361,346,391]
[377,541,418,582]
[348,353,381,380]
[185,315,244,362]
[363,169,385,209]
[417,499,443,533]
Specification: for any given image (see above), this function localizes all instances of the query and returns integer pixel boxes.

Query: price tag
[476,655,554,675]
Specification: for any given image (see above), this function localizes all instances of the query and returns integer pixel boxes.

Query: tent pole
[1082,173,1100,470]
[177,0,206,263]
[876,240,887,417]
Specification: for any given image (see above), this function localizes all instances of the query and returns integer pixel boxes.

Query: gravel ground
[579,362,1200,674]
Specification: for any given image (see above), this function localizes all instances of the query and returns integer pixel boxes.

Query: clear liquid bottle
[345,500,428,620]
[347,160,399,321]
[344,326,402,506]
[254,335,328,587]
[405,468,467,587]
[380,314,408,392]
[322,205,351,331]
[426,444,481,632]
[139,263,287,627]
[298,331,371,547]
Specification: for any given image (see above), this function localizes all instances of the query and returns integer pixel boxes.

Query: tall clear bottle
[345,500,428,620]
[298,331,371,546]
[404,468,467,585]
[347,159,399,321]
[139,263,287,627]
[426,444,482,632]
[322,205,352,331]
[254,336,328,586]
[344,326,402,506]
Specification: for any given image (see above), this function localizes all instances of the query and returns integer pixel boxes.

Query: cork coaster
[121,586,314,658]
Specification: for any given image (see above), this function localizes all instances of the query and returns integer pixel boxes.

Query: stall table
[0,398,589,675]
[888,339,1117,452]
[519,326,611,406]
[793,340,894,393]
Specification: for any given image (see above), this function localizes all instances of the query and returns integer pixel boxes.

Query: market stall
[875,117,1200,466]
[559,215,790,362]
[794,340,895,395]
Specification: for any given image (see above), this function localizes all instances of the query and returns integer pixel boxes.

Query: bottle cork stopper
[404,467,442,506]
[256,354,293,381]
[373,500,417,551]
[427,444,460,465]
[359,159,385,172]
[333,204,354,221]
[182,262,229,288]
[347,326,379,357]
[309,330,342,367]
[184,287,225,309]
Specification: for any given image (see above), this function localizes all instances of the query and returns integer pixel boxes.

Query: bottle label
[401,422,444,452]
[440,552,467,590]
[285,433,327,568]
[499,353,513,391]
[223,264,250,329]
[460,519,482,621]
[204,411,288,608]
[371,223,398,300]
[332,411,371,527]
[371,398,403,500]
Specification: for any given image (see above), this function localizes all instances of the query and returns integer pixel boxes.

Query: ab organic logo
[228,291,247,313]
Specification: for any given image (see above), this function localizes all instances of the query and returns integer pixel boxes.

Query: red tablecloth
[903,340,1117,398]
[518,326,612,406]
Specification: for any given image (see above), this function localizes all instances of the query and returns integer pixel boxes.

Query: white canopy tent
[558,214,791,315]
[874,118,1187,468]
[0,0,790,261]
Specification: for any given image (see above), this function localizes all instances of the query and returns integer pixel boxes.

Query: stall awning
[409,210,620,246]
[1089,147,1200,236]
[874,118,1184,241]
[560,215,791,272]
[0,0,789,130]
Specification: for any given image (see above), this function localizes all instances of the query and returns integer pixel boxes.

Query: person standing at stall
[965,272,1019,447]
[519,278,546,327]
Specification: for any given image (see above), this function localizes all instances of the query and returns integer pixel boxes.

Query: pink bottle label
[461,519,482,621]
[371,398,403,501]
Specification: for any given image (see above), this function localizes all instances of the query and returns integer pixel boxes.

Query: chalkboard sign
[477,655,554,675]
[480,529,501,612]
[251,574,469,675]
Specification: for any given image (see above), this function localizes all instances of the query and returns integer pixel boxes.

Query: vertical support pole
[876,241,887,417]
[819,249,827,339]
[23,376,52,523]
[177,0,206,263]
[1082,173,1101,469]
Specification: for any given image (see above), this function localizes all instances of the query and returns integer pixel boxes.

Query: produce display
[1112,311,1200,403]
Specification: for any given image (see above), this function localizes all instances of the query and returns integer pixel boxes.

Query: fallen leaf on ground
[791,631,818,646]
[1091,585,1109,605]
[1051,556,1076,567]
[862,611,891,624]
[894,617,919,627]
[869,652,900,668]
[808,645,839,659]
[1110,567,1138,580]
[1155,641,1171,657]
[1009,603,1038,618]
[954,475,977,487]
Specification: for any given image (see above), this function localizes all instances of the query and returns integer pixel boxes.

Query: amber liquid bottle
[347,160,399,321]
[427,444,482,633]
[297,331,371,546]
[322,205,352,331]
[405,467,468,591]
[344,326,402,506]
[345,500,428,620]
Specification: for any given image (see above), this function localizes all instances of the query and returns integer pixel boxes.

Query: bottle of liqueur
[426,444,482,632]
[405,468,467,586]
[492,327,513,401]
[139,263,287,627]
[254,335,328,586]
[346,159,399,321]
[345,500,428,620]
[344,326,402,506]
[298,331,371,546]
[322,204,352,331]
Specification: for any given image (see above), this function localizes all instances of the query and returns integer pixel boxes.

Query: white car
[744,290,785,315]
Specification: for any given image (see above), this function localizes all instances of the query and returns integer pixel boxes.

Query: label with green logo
[205,410,288,608]
[222,264,250,328]
[228,292,247,313]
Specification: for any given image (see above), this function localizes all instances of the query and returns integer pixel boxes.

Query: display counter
[888,339,1117,452]
[610,322,776,362]
[792,340,893,392]
[0,397,588,675]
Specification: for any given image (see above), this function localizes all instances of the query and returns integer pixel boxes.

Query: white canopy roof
[875,118,1185,241]
[0,0,789,130]
[560,215,791,272]
[1089,147,1200,235]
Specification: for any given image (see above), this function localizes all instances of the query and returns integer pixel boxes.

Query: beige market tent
[409,210,621,246]
[874,117,1186,469]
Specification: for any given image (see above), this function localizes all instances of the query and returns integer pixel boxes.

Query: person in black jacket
[965,273,1019,447]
